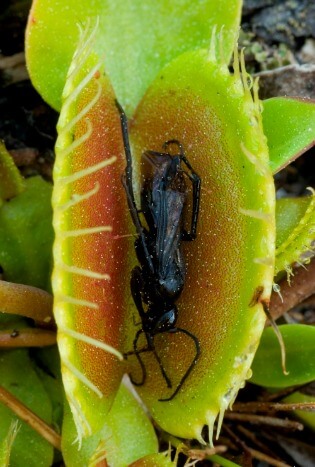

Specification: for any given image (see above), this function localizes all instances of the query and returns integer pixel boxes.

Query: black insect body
[116,101,201,401]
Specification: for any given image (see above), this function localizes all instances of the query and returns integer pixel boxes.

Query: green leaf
[275,192,315,277]
[129,453,174,466]
[0,176,54,290]
[0,349,53,467]
[263,97,315,174]
[206,455,242,467]
[276,197,311,247]
[251,324,315,387]
[26,0,242,113]
[62,384,158,466]
[125,46,275,441]
[52,30,126,438]
[54,26,275,443]
[33,347,64,431]
[0,142,25,202]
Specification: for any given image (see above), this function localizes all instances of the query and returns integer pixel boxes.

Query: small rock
[243,0,275,16]
[250,0,315,47]
[299,38,315,64]
[256,64,315,99]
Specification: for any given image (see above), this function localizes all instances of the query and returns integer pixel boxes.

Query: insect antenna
[162,139,184,155]
[151,343,172,389]
[125,328,147,386]
[158,328,200,402]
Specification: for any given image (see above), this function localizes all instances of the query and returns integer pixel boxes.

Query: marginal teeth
[192,424,206,446]
[216,405,227,441]
[205,412,216,447]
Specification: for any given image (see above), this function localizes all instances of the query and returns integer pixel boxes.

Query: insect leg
[158,327,200,402]
[116,100,155,274]
[124,328,147,386]
[132,314,142,326]
[126,332,173,390]
[129,266,146,322]
[180,157,201,241]
[128,269,172,388]
[148,334,172,389]
[124,267,151,386]
[115,100,134,204]
[125,332,173,388]
[162,139,183,154]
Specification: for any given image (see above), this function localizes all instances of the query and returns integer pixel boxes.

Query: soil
[0,0,57,181]
[0,1,314,466]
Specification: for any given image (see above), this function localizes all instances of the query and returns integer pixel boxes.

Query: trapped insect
[116,101,201,401]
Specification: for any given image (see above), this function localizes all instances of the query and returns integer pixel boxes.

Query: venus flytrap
[50,16,276,453]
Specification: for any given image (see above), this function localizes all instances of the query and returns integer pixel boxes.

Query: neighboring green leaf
[276,196,311,247]
[206,456,242,467]
[62,384,158,466]
[0,176,53,290]
[0,142,25,202]
[0,420,19,467]
[0,314,25,327]
[275,192,315,277]
[283,391,315,431]
[33,347,64,466]
[33,347,64,431]
[263,97,315,174]
[251,325,315,387]
[0,349,53,467]
[26,0,242,113]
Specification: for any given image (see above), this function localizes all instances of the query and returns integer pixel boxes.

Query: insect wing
[153,181,186,280]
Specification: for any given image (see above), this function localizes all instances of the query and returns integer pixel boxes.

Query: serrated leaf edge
[52,21,121,445]
[275,188,315,279]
